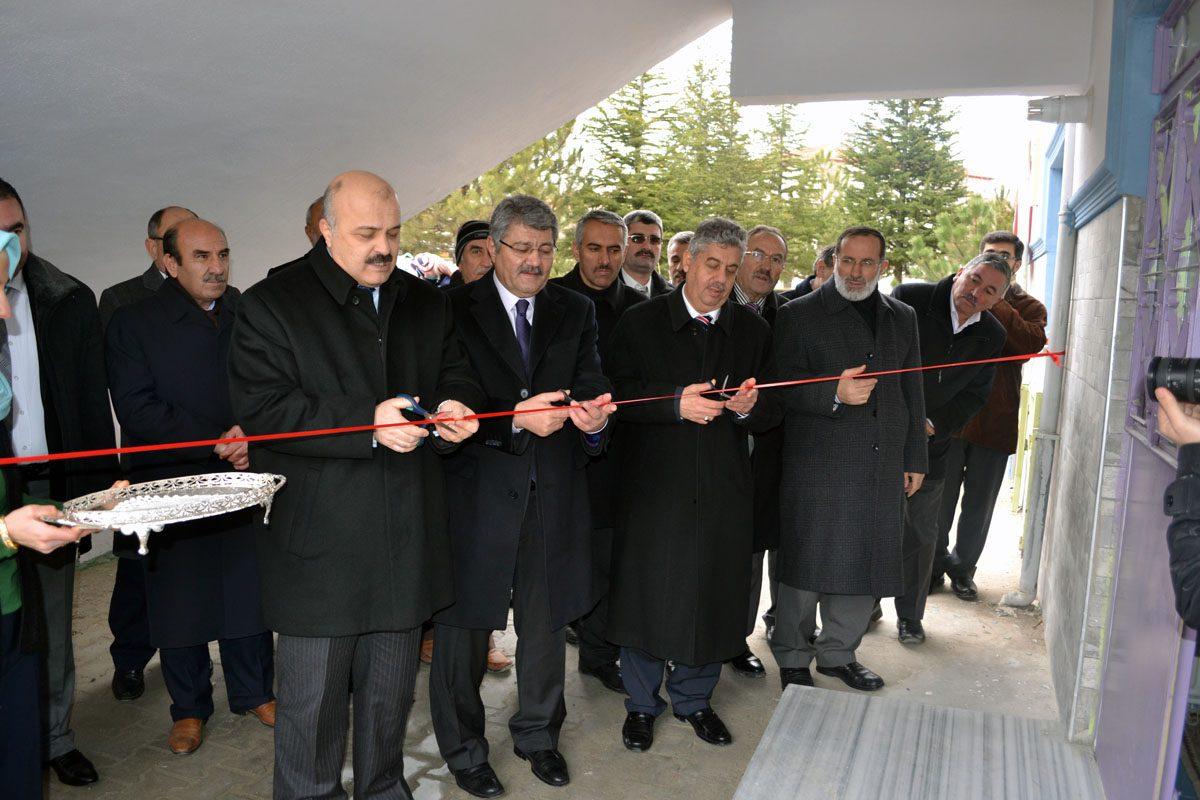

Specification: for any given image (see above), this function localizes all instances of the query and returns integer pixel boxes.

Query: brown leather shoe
[245,700,276,727]
[168,718,204,755]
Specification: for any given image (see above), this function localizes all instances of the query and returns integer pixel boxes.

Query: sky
[581,21,1035,197]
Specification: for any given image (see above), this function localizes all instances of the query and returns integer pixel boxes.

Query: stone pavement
[54,486,1055,799]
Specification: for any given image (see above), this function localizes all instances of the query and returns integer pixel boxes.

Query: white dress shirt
[681,290,721,323]
[620,269,651,296]
[5,270,49,462]
[950,291,980,335]
[493,272,535,334]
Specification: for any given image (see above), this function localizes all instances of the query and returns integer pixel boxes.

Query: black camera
[1147,357,1200,403]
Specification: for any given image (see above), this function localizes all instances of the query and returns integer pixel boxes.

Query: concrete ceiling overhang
[730,0,1095,104]
[0,1,729,290]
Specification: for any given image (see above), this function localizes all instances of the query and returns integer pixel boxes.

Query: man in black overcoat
[770,226,927,694]
[606,217,779,753]
[727,224,789,679]
[99,204,196,706]
[228,171,484,800]
[548,209,645,695]
[106,218,275,755]
[430,195,615,797]
[889,253,1009,644]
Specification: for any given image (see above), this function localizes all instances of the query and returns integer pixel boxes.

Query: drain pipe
[1003,130,1077,608]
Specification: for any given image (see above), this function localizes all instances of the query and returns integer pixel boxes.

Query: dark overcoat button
[508,489,519,500]
[520,389,529,399]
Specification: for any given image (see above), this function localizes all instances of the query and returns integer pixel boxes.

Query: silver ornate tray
[55,472,286,554]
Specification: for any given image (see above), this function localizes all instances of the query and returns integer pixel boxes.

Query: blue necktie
[515,298,532,374]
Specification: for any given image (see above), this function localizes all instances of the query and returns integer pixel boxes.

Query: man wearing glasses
[620,209,672,297]
[431,195,616,796]
[933,232,1047,601]
[728,225,789,679]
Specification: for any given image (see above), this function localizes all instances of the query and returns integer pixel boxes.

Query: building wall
[1041,195,1142,742]
[1072,0,1114,190]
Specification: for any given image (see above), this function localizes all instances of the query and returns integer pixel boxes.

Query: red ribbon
[0,350,1065,467]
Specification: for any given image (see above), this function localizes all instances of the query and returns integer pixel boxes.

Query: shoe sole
[622,737,653,752]
[728,667,767,679]
[898,636,925,645]
[673,715,733,746]
[512,749,570,787]
[453,777,505,798]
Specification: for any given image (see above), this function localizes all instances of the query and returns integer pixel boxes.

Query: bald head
[145,205,198,270]
[318,171,402,287]
[162,218,230,307]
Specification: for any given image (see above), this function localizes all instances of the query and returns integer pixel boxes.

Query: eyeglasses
[837,256,881,269]
[982,249,1019,262]
[499,239,556,259]
[629,233,662,246]
[746,249,785,267]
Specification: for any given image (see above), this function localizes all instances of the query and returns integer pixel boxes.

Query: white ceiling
[0,1,729,292]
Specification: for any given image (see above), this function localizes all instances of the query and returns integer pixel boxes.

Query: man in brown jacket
[934,232,1048,600]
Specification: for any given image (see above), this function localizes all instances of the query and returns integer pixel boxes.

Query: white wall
[1071,0,1115,194]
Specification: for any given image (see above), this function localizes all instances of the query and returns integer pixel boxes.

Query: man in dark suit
[229,171,484,800]
[0,177,118,787]
[728,224,789,678]
[98,204,197,706]
[770,226,927,693]
[619,209,672,297]
[890,254,1009,644]
[549,209,645,695]
[106,218,276,754]
[430,195,615,797]
[783,244,835,301]
[606,217,778,753]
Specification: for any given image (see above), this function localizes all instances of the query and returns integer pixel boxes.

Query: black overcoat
[105,279,265,648]
[605,292,779,665]
[774,279,927,597]
[748,290,785,553]
[892,276,1006,478]
[434,272,610,631]
[227,246,484,637]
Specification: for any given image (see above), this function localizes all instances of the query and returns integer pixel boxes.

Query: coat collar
[468,269,567,380]
[667,286,734,334]
[142,265,166,291]
[20,252,82,312]
[156,276,237,329]
[309,243,406,308]
[560,264,625,310]
[816,274,892,317]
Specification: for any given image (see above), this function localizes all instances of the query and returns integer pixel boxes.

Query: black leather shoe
[929,572,945,593]
[870,601,884,623]
[49,749,99,786]
[897,618,926,644]
[565,623,580,647]
[726,649,766,678]
[111,667,145,702]
[817,662,885,691]
[453,763,504,798]
[951,576,978,600]
[780,667,814,689]
[674,708,732,745]
[622,711,656,752]
[579,661,626,694]
[514,747,569,787]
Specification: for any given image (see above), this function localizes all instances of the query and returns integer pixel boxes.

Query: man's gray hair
[688,217,747,257]
[965,251,1014,289]
[746,224,788,257]
[573,209,627,248]
[490,194,559,244]
[667,231,694,251]
[623,209,663,230]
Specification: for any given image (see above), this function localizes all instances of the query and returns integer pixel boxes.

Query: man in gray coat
[770,226,927,692]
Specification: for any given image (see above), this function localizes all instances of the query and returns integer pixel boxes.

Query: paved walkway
[54,485,1055,799]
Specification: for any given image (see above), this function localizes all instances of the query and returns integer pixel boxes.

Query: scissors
[712,375,735,401]
[395,393,443,438]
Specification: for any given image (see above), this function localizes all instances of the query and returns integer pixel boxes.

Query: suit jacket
[736,290,786,552]
[228,246,485,636]
[435,271,611,630]
[892,276,1006,478]
[605,292,778,664]
[99,265,164,330]
[105,279,264,648]
[773,278,927,597]
[549,265,645,532]
[21,254,118,541]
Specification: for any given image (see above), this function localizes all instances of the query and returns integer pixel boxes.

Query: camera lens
[1147,357,1200,403]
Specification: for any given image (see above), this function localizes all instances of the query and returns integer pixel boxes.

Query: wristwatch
[0,516,16,551]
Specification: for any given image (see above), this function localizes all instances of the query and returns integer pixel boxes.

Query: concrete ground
[53,482,1056,799]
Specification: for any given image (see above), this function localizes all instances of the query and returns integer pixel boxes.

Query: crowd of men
[0,170,1047,799]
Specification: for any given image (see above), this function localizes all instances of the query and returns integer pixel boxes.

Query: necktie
[694,313,714,330]
[515,298,532,373]
[204,306,219,328]
[744,301,762,315]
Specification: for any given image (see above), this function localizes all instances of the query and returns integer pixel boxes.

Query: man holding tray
[106,217,276,756]
[230,171,484,800]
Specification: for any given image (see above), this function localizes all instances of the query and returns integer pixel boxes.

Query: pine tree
[841,99,967,281]
[906,191,1015,282]
[581,71,671,214]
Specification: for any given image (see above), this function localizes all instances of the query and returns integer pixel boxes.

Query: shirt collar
[620,269,651,293]
[492,271,535,314]
[681,288,720,322]
[949,289,980,334]
[731,283,765,312]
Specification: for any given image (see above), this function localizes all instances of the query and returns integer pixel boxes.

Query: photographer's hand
[1156,387,1200,445]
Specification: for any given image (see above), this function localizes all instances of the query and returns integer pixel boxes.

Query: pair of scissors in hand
[395,394,443,438]
[711,375,734,401]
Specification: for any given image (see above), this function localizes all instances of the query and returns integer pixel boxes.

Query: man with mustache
[889,253,1009,644]
[727,225,789,678]
[605,217,778,752]
[431,195,615,796]
[105,218,276,754]
[666,230,692,286]
[770,226,927,693]
[455,219,494,285]
[549,209,646,695]
[620,209,672,297]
